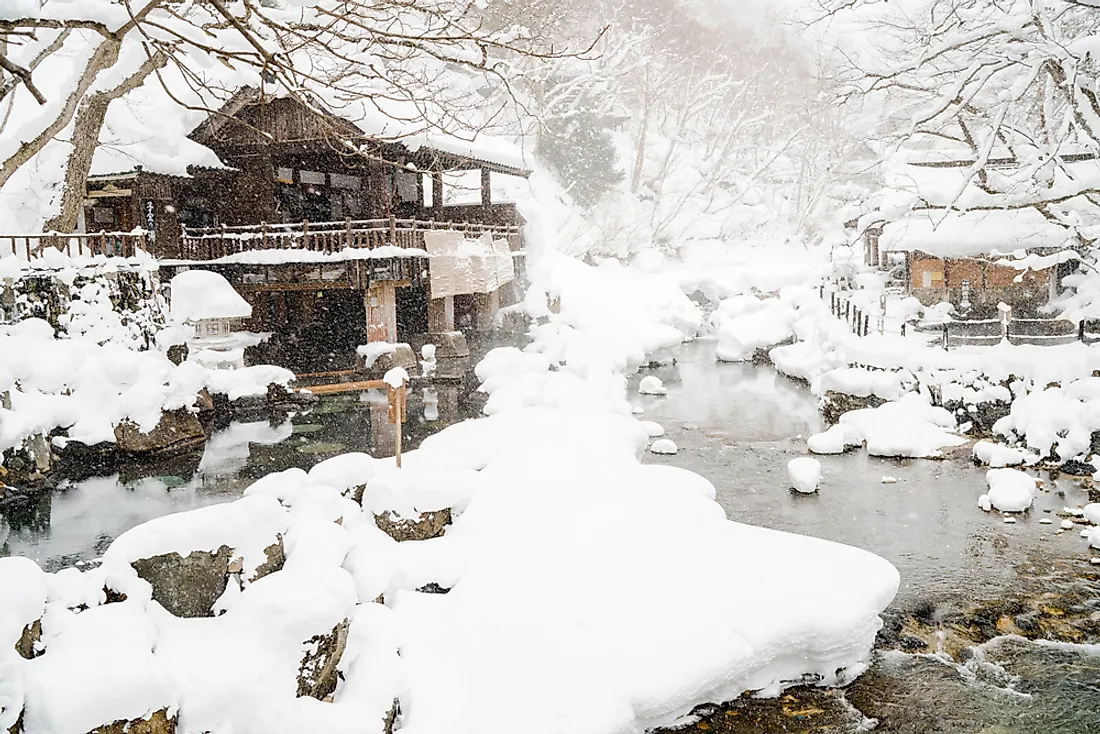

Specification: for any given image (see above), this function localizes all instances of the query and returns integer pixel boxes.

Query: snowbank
[0,253,900,734]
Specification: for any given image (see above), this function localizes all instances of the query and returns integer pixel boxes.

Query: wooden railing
[180,216,522,262]
[1,231,149,260]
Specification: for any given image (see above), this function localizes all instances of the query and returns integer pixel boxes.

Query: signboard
[144,200,156,242]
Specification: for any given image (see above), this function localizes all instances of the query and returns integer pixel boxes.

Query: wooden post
[432,171,444,212]
[901,323,907,337]
[1080,319,1086,342]
[481,167,492,210]
[830,293,835,314]
[942,323,949,350]
[261,221,268,250]
[391,381,406,468]
[302,220,310,250]
[864,314,870,337]
[389,214,397,246]
[844,301,851,320]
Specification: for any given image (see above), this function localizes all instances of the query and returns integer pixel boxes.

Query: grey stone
[88,708,175,734]
[14,619,41,660]
[427,331,470,359]
[114,408,206,455]
[131,545,231,618]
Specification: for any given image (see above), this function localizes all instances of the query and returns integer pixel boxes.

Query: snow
[1083,504,1100,525]
[169,270,252,323]
[383,367,409,389]
[807,424,863,455]
[641,421,665,437]
[356,342,400,369]
[639,375,668,395]
[972,441,1030,467]
[788,457,822,493]
[716,299,796,362]
[880,209,1074,259]
[649,438,679,455]
[985,469,1036,513]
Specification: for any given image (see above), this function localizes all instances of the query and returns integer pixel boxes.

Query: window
[300,170,326,185]
[395,170,419,203]
[206,322,220,336]
[275,167,294,184]
[922,271,932,288]
[331,173,360,191]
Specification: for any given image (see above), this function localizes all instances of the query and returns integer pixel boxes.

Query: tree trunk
[44,51,167,234]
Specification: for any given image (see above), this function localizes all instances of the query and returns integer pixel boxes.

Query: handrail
[178,215,523,262]
[1,230,149,260]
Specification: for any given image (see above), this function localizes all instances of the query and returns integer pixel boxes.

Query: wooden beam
[295,379,389,395]
[236,281,353,293]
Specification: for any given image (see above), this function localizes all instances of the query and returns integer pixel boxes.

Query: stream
[639,339,1100,734]
[4,337,1100,731]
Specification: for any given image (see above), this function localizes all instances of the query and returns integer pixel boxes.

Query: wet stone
[13,619,41,660]
[113,408,206,456]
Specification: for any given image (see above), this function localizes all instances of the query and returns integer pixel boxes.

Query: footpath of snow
[0,254,899,734]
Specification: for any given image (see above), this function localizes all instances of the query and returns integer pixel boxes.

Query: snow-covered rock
[640,421,665,437]
[1084,503,1100,525]
[834,393,965,459]
[715,298,796,362]
[807,424,862,455]
[972,441,1029,468]
[639,375,667,395]
[788,457,821,493]
[650,438,678,455]
[984,468,1036,513]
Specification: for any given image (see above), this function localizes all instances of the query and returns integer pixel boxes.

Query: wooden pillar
[432,171,444,212]
[428,295,455,333]
[480,167,491,210]
[365,281,399,342]
[474,289,498,331]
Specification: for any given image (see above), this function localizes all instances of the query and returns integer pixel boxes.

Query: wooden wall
[907,252,1052,315]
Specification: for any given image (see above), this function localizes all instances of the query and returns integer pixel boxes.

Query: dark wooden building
[80,90,530,370]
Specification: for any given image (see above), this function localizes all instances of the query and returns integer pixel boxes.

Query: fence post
[819,284,824,299]
[942,323,949,350]
[302,220,310,250]
[901,323,907,337]
[864,314,870,337]
[1080,319,1086,342]
[845,301,851,320]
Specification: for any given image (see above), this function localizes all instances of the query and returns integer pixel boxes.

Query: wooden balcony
[179,215,523,262]
[1,231,149,260]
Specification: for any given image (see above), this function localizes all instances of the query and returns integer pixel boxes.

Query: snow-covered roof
[880,210,1075,258]
[169,270,252,322]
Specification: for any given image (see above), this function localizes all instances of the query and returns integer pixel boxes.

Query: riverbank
[641,339,1100,733]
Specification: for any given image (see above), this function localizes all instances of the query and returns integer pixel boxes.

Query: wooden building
[80,90,530,369]
[878,210,1078,316]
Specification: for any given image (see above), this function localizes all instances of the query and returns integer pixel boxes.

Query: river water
[4,337,1100,731]
[638,338,1100,734]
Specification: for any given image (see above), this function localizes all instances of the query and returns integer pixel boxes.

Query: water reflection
[1,383,476,571]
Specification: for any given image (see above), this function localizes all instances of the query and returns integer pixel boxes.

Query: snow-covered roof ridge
[880,209,1077,259]
[169,270,251,323]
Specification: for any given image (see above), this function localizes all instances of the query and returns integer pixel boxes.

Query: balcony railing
[180,216,522,262]
[1,230,149,260]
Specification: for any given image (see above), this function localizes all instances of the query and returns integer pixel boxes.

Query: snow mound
[835,393,965,459]
[639,375,667,395]
[819,367,909,401]
[650,438,678,455]
[715,299,796,362]
[788,457,821,493]
[169,270,252,323]
[972,441,1030,468]
[640,421,665,437]
[985,468,1036,513]
[808,424,863,455]
[1082,503,1100,525]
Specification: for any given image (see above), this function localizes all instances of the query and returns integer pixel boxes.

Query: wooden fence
[1,231,149,260]
[180,216,522,262]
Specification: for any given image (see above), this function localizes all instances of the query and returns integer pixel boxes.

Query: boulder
[1,433,52,484]
[428,331,470,359]
[297,620,350,700]
[131,545,231,618]
[89,709,175,734]
[114,409,206,456]
[14,619,41,659]
[249,537,286,582]
[374,508,452,541]
[821,390,885,426]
